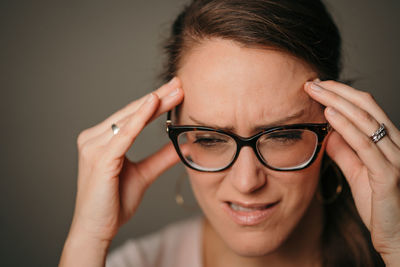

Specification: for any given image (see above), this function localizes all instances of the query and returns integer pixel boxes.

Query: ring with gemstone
[370,123,386,143]
[111,123,120,135]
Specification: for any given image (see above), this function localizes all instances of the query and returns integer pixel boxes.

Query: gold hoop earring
[175,172,198,210]
[318,159,343,204]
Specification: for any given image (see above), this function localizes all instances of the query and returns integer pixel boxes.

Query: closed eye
[266,130,303,142]
[194,137,228,147]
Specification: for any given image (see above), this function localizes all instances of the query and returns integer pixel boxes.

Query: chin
[220,226,291,257]
[203,196,317,258]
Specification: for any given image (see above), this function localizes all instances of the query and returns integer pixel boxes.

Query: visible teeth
[230,203,265,212]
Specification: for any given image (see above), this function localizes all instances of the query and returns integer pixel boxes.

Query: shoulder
[106,216,204,267]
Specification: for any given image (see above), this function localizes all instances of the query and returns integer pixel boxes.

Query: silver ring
[370,123,386,143]
[111,123,120,135]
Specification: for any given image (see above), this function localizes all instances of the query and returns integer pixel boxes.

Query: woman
[59,0,400,266]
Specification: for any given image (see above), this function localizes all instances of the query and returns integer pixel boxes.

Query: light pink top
[106,216,204,267]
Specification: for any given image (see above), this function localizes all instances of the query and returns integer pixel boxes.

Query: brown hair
[161,0,384,266]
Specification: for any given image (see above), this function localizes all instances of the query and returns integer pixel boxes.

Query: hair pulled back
[162,0,341,82]
[162,1,384,266]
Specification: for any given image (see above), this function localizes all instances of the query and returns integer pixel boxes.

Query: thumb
[326,130,363,187]
[119,142,181,202]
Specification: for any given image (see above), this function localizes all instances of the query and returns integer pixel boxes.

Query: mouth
[222,200,280,226]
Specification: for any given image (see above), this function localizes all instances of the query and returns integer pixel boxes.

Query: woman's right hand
[59,77,183,266]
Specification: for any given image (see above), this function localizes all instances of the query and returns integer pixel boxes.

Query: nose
[228,146,267,194]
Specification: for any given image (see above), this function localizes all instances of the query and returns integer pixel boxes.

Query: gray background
[0,1,399,266]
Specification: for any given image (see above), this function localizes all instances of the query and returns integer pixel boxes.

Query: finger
[107,93,161,158]
[326,131,372,211]
[324,107,394,185]
[119,85,183,127]
[113,77,181,124]
[79,77,181,145]
[117,143,181,219]
[135,142,181,187]
[305,82,400,166]
[150,86,183,122]
[311,80,400,146]
[325,131,364,188]
[102,78,181,128]
[86,86,184,147]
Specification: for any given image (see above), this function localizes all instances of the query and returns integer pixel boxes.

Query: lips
[222,200,279,226]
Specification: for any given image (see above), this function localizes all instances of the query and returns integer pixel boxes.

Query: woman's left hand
[304,80,400,265]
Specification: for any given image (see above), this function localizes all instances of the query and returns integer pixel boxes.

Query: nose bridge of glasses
[234,134,263,158]
[235,133,258,145]
[227,133,265,172]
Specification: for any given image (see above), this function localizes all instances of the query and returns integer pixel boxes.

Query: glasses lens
[177,130,236,171]
[257,129,318,170]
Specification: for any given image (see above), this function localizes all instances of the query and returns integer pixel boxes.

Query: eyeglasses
[166,111,330,172]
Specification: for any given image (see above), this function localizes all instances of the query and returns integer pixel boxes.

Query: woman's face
[177,39,326,256]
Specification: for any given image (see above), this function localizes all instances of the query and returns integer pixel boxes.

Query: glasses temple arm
[166,110,173,133]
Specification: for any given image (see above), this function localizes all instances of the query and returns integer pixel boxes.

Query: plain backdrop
[0,1,399,266]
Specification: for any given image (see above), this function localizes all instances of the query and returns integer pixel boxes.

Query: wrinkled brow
[187,108,307,131]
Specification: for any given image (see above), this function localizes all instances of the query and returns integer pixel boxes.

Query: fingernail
[310,82,323,92]
[146,93,154,102]
[326,107,336,116]
[168,88,180,97]
[313,78,321,83]
[168,77,178,85]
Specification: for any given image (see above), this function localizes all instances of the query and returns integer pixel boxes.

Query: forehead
[177,39,321,131]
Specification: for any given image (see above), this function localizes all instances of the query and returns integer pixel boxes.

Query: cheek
[276,155,323,214]
[187,168,222,208]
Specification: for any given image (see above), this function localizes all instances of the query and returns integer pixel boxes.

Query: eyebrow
[187,109,307,131]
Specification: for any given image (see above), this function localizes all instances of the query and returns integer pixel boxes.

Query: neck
[202,197,324,267]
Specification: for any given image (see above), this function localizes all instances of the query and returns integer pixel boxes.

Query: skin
[305,81,400,265]
[59,38,400,267]
[177,39,326,267]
